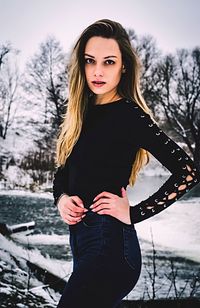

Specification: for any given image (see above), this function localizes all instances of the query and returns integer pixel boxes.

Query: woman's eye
[85,58,94,64]
[105,60,115,65]
[84,58,115,65]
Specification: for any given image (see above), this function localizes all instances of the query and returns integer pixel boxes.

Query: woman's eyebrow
[84,53,118,59]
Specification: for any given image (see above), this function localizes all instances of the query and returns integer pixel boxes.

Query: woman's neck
[95,93,122,105]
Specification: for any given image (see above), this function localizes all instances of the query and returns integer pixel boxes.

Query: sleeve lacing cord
[130,102,200,221]
[142,162,198,216]
[142,121,198,215]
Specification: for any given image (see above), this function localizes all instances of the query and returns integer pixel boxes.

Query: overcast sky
[1,0,200,67]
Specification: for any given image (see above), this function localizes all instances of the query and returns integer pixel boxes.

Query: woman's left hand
[90,187,131,225]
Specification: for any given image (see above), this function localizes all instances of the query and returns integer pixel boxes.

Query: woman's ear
[122,64,126,73]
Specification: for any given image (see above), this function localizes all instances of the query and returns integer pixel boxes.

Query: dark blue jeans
[57,210,142,308]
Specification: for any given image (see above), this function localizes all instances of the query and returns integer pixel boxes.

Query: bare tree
[24,35,68,127]
[128,30,200,170]
[127,28,162,115]
[0,42,11,69]
[0,43,20,139]
[136,36,162,115]
[156,48,200,169]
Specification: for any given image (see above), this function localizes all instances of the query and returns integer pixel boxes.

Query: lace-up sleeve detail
[128,101,200,224]
[52,162,69,206]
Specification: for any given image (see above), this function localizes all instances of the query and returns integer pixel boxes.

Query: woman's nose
[94,65,103,77]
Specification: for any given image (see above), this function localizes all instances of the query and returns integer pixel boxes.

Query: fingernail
[80,203,84,208]
[93,197,96,201]
[84,208,88,212]
[90,204,93,208]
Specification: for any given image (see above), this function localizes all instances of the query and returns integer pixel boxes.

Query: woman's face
[84,36,123,103]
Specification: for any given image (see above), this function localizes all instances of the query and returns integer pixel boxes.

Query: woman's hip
[69,211,142,275]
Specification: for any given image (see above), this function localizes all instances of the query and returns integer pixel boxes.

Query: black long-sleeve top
[53,98,200,225]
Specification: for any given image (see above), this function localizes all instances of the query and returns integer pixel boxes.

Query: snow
[0,286,13,295]
[134,198,200,263]
[12,233,69,246]
[0,189,52,199]
[0,235,72,280]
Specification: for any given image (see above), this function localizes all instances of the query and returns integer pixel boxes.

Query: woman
[53,19,200,308]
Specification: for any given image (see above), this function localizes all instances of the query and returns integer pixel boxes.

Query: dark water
[0,193,71,259]
[0,194,63,234]
[0,175,199,260]
[1,174,199,227]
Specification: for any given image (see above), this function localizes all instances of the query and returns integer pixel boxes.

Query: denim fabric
[57,210,142,308]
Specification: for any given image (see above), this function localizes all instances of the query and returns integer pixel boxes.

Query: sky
[0,0,200,68]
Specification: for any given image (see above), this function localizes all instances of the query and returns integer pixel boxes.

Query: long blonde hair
[56,19,154,186]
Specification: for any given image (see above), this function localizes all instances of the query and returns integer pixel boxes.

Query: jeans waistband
[84,210,135,229]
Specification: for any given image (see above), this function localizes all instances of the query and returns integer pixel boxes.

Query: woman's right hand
[57,194,88,225]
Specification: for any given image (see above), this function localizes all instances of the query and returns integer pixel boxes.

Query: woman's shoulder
[121,98,156,130]
[122,98,146,111]
[87,97,151,120]
[120,98,149,117]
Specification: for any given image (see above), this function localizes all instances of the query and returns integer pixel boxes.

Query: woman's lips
[92,81,106,88]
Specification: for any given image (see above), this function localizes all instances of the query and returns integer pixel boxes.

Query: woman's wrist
[56,193,69,207]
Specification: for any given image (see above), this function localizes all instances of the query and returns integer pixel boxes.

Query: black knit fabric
[53,98,200,224]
